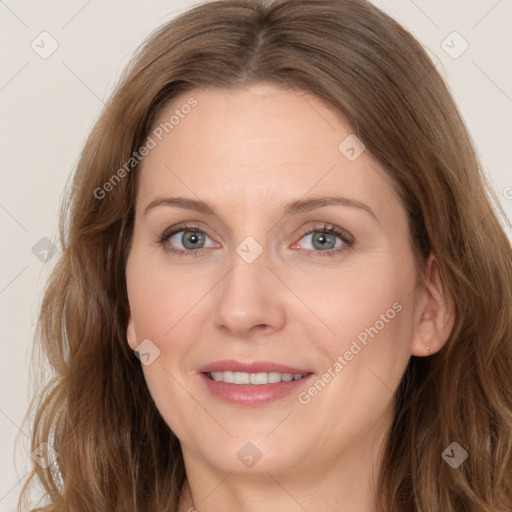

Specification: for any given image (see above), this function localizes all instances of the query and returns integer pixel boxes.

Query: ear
[411,253,455,356]
[125,304,138,351]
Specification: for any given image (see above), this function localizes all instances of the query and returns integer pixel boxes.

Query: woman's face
[125,83,425,478]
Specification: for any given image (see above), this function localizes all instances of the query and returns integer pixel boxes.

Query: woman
[19,0,512,510]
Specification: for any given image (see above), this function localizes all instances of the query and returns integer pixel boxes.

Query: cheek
[125,256,202,438]
[126,252,206,341]
[305,252,416,382]
[294,271,414,441]
[304,259,409,337]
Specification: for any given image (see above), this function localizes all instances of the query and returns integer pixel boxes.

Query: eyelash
[157,223,354,258]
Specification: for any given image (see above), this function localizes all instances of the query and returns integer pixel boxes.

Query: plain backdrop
[1,0,511,509]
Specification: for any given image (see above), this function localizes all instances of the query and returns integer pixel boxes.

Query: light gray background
[1,0,511,509]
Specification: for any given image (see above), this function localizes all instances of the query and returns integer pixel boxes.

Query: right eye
[158,224,219,256]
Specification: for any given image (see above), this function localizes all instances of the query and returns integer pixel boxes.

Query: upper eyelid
[163,223,352,246]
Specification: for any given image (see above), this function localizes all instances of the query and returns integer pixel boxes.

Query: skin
[125,82,454,512]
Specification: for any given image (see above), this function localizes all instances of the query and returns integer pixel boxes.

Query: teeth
[234,372,250,384]
[208,371,306,385]
[250,372,268,385]
[222,371,234,383]
[268,372,281,383]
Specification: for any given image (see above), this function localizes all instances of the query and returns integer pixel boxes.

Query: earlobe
[411,254,455,357]
[126,309,138,351]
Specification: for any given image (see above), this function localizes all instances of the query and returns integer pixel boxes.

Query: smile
[205,371,308,385]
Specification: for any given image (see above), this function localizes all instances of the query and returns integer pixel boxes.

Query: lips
[197,359,314,406]
[197,359,312,375]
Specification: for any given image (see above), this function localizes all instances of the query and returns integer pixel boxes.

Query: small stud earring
[425,344,430,353]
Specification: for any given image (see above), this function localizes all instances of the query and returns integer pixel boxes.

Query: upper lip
[197,360,313,375]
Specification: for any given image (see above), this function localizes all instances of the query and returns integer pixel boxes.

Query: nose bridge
[211,235,286,338]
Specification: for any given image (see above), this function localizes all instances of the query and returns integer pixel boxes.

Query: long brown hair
[19,0,512,510]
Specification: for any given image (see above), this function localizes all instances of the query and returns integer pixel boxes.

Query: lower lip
[200,373,313,406]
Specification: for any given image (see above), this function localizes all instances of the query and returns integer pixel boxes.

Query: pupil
[313,232,335,250]
[183,231,204,249]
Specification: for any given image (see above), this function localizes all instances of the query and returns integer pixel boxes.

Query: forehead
[136,83,401,222]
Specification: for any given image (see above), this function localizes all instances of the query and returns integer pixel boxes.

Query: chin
[188,434,310,476]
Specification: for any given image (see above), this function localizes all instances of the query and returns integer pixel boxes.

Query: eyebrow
[143,195,378,222]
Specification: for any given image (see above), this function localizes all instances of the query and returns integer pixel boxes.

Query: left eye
[167,229,217,251]
[293,229,345,251]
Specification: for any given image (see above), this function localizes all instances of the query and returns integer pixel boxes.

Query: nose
[211,243,287,339]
